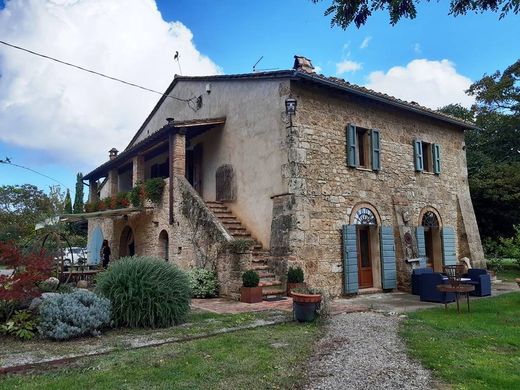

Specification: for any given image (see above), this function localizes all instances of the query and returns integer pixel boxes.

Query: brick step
[221,220,242,226]
[252,257,269,264]
[259,280,282,288]
[227,227,248,233]
[258,272,275,279]
[251,264,270,271]
[262,287,286,297]
[231,232,252,238]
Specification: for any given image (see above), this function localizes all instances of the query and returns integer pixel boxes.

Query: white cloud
[360,36,372,49]
[0,0,220,168]
[336,60,362,75]
[314,65,323,74]
[365,59,474,109]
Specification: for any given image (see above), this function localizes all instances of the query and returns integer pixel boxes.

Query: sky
[0,0,518,196]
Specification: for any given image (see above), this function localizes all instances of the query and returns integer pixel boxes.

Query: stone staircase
[205,201,285,297]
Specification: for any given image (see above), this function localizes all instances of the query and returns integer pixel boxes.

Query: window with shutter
[433,144,441,174]
[347,124,357,167]
[371,129,381,171]
[414,140,424,172]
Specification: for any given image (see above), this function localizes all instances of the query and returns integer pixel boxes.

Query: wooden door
[425,228,434,269]
[193,144,203,195]
[357,226,373,288]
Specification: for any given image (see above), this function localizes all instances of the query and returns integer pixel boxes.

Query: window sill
[421,171,438,176]
[356,167,374,172]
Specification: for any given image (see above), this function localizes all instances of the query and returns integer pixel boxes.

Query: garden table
[437,284,475,313]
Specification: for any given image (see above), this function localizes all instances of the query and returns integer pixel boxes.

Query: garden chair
[464,269,491,297]
[419,273,456,303]
[411,268,433,295]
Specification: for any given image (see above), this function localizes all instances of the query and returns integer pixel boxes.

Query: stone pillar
[88,180,99,203]
[171,132,186,176]
[132,155,145,185]
[108,169,118,197]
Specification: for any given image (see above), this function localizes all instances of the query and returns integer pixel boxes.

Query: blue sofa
[411,268,433,295]
[419,273,456,303]
[464,269,492,297]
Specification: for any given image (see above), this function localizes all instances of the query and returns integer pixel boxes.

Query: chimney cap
[293,55,315,73]
[109,148,119,160]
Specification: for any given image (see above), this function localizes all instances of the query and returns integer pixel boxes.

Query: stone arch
[119,225,135,258]
[350,202,382,226]
[418,206,443,228]
[159,230,169,261]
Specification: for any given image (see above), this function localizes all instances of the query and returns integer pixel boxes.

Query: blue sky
[0,0,518,197]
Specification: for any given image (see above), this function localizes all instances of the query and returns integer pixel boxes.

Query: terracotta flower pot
[292,290,322,322]
[240,286,263,303]
[287,282,306,297]
[291,291,322,304]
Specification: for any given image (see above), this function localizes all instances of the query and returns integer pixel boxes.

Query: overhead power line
[0,40,194,103]
[0,158,70,190]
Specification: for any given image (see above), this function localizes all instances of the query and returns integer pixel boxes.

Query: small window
[422,142,433,173]
[356,128,370,168]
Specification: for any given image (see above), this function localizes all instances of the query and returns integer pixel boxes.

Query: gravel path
[304,312,435,390]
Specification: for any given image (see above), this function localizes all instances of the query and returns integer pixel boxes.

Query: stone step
[258,272,275,279]
[231,232,252,238]
[251,264,270,271]
[262,287,286,297]
[259,280,282,288]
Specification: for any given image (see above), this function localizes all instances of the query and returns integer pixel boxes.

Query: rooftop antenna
[252,56,263,72]
[174,51,182,75]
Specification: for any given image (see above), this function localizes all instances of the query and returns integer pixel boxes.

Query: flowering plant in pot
[287,266,305,297]
[291,287,322,322]
[240,270,262,304]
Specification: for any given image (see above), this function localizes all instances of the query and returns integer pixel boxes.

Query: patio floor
[191,282,519,315]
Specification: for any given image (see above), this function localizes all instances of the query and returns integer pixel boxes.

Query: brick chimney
[109,148,119,160]
[293,55,315,73]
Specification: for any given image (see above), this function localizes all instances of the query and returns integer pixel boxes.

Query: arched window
[353,207,377,225]
[159,230,169,261]
[421,211,439,228]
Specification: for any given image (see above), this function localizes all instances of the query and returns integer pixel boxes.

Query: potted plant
[240,270,263,304]
[287,266,305,297]
[291,287,322,322]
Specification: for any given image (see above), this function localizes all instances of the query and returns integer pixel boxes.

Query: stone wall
[87,175,251,298]
[285,82,485,295]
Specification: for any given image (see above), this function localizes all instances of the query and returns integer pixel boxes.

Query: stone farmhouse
[83,56,485,298]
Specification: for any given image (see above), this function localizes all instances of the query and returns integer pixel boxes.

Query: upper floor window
[346,124,381,171]
[414,140,441,174]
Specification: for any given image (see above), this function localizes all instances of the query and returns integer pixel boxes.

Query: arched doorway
[119,226,135,257]
[159,230,169,261]
[421,210,442,272]
[353,206,379,289]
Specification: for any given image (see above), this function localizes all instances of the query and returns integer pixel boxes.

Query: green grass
[401,292,520,390]
[0,310,287,365]
[0,321,319,389]
[496,259,520,282]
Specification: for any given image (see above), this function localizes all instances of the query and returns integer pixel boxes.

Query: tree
[73,172,84,214]
[64,189,73,214]
[313,0,520,29]
[438,59,520,242]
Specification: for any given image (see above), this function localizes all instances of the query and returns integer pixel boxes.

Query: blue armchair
[465,269,492,297]
[419,273,456,303]
[411,268,433,295]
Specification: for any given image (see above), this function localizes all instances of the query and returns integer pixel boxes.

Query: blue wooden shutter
[433,143,441,174]
[342,225,359,293]
[380,226,397,289]
[415,226,427,268]
[413,140,423,172]
[88,226,103,265]
[371,129,381,171]
[442,227,457,266]
[346,124,357,167]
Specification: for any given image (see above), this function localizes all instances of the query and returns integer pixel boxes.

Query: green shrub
[487,257,504,273]
[287,266,304,283]
[499,225,520,267]
[242,270,259,288]
[188,268,219,298]
[96,257,191,328]
[144,178,165,203]
[38,290,111,340]
[1,310,37,340]
[129,184,143,207]
[227,239,254,254]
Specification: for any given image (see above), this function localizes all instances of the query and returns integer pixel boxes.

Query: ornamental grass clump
[187,268,219,298]
[38,290,111,340]
[96,257,191,328]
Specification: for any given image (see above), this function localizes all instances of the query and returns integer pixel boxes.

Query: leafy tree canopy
[313,0,520,29]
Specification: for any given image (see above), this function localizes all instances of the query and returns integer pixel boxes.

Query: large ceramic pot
[292,290,322,322]
[240,286,263,303]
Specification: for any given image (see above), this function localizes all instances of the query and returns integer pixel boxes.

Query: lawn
[401,292,520,390]
[0,321,319,389]
[496,259,520,282]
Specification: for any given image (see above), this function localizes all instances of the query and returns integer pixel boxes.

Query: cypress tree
[64,189,73,214]
[73,173,84,213]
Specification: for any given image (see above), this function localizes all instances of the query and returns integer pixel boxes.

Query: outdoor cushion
[465,269,492,297]
[411,268,434,295]
[419,273,456,303]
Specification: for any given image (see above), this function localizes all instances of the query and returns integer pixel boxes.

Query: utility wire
[0,40,195,103]
[0,158,70,190]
